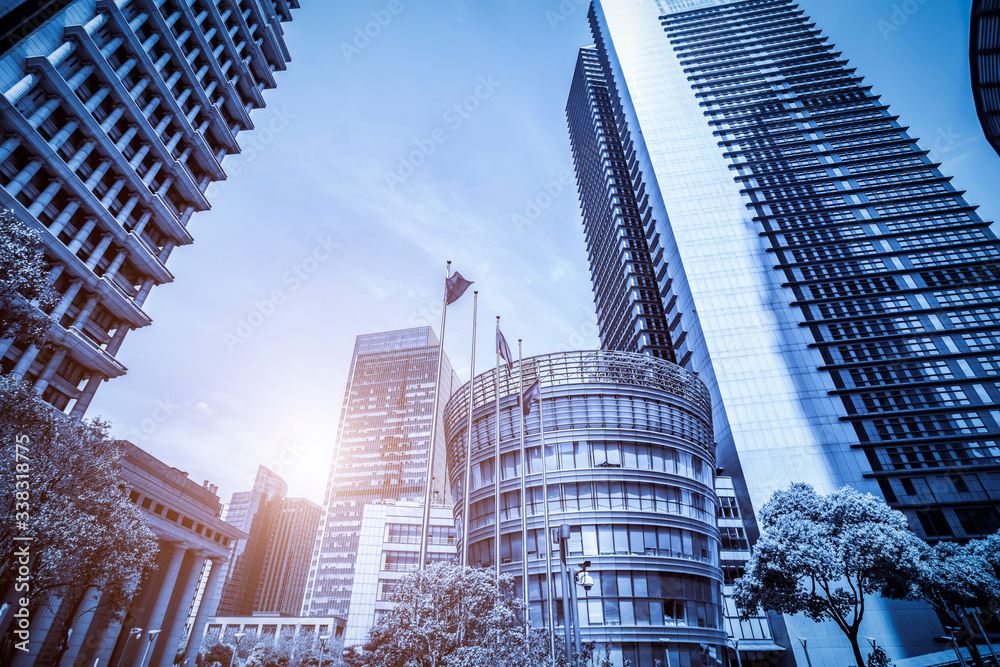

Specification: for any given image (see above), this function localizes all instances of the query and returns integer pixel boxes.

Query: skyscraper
[568,0,1000,663]
[0,0,297,415]
[217,466,289,617]
[302,327,458,619]
[217,466,321,618]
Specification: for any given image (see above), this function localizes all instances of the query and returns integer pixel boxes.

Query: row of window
[466,440,711,493]
[468,482,715,530]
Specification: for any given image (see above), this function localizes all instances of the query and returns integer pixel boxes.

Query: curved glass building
[444,350,725,667]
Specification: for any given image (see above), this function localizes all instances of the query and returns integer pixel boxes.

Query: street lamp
[115,627,142,667]
[138,629,161,667]
[727,636,742,667]
[797,637,813,667]
[227,632,246,667]
[945,626,969,667]
[318,634,332,667]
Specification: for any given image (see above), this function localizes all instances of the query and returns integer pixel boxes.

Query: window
[915,509,953,538]
[718,496,740,518]
[955,507,1000,536]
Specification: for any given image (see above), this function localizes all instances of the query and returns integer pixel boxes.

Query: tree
[909,533,1000,667]
[354,562,555,667]
[0,206,55,349]
[732,483,926,667]
[198,642,234,667]
[0,375,159,662]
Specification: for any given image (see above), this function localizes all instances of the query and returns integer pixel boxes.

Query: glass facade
[571,0,1000,663]
[445,350,725,667]
[302,327,457,619]
[0,0,297,415]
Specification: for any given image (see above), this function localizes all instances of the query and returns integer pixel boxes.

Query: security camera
[579,572,594,592]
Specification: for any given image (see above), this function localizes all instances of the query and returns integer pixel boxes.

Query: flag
[497,325,513,372]
[520,378,541,417]
[445,272,474,304]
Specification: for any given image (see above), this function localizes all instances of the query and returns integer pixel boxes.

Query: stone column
[58,587,102,666]
[67,219,97,252]
[5,159,43,197]
[50,279,83,321]
[71,294,99,329]
[27,181,61,217]
[138,543,187,667]
[181,557,227,665]
[153,550,207,667]
[69,373,105,418]
[32,347,67,392]
[85,234,114,269]
[48,199,81,236]
[10,344,40,378]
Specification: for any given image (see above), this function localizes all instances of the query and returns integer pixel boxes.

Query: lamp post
[797,637,813,667]
[319,634,332,667]
[227,632,246,667]
[727,636,742,667]
[138,629,161,667]
[115,627,142,667]
[945,626,969,667]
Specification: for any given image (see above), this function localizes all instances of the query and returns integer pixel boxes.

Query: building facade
[2,441,246,667]
[0,0,297,416]
[303,327,458,619]
[257,497,322,617]
[568,0,1000,663]
[343,500,456,646]
[217,466,320,619]
[444,350,726,667]
[202,616,345,663]
[972,0,1000,157]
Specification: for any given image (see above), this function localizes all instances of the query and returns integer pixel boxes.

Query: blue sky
[87,0,1000,506]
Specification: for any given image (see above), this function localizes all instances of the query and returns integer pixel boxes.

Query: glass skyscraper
[302,327,458,619]
[569,0,1000,664]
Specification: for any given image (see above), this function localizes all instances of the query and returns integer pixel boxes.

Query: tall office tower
[217,465,289,617]
[972,0,1000,157]
[303,327,458,619]
[568,46,678,363]
[568,0,1000,663]
[0,0,298,415]
[256,496,322,617]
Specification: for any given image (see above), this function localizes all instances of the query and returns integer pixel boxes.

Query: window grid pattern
[662,0,1000,542]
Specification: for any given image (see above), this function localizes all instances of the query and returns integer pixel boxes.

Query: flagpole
[539,375,555,659]
[517,339,528,612]
[419,261,451,572]
[460,292,478,568]
[494,316,502,581]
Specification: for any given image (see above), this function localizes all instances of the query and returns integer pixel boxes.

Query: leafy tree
[732,483,926,667]
[0,375,159,662]
[198,642,234,667]
[0,206,55,349]
[867,646,893,667]
[909,533,1000,667]
[354,562,556,667]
